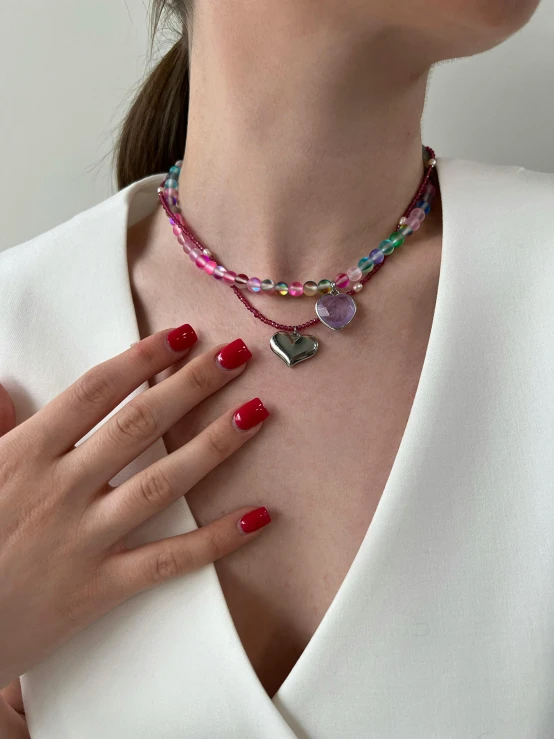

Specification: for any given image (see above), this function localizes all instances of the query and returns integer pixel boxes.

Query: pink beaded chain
[158,146,438,333]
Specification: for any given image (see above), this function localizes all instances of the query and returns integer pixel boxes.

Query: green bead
[275,281,289,296]
[358,256,374,274]
[389,232,405,249]
[317,279,333,294]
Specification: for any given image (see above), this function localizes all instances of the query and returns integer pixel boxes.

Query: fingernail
[166,324,198,352]
[232,397,269,431]
[238,507,272,535]
[216,338,252,371]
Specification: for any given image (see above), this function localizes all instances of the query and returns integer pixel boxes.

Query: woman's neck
[173,3,441,281]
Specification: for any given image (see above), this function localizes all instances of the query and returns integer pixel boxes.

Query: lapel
[8,156,553,738]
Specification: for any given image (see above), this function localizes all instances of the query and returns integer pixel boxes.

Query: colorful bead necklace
[158,145,438,366]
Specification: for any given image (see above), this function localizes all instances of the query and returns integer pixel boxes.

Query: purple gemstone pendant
[315,289,357,330]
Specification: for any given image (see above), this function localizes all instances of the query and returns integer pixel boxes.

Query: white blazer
[1,157,554,739]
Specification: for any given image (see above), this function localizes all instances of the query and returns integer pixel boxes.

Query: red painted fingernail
[216,338,252,370]
[166,324,198,352]
[238,507,272,535]
[232,397,269,431]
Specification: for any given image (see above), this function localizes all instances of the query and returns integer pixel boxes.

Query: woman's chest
[155,338,428,698]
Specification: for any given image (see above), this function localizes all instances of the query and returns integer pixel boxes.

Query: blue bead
[416,200,431,214]
[169,166,181,175]
[165,178,178,189]
[369,247,385,265]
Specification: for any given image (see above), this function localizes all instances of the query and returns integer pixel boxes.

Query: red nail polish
[233,397,269,431]
[167,324,198,352]
[216,338,252,370]
[238,507,272,535]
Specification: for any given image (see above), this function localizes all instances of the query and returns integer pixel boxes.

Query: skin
[0,0,542,731]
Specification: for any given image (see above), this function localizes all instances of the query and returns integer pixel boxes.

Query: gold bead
[303,280,318,296]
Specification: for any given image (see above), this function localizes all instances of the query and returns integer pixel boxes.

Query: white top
[1,156,554,738]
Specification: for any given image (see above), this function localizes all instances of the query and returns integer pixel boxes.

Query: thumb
[0,382,16,437]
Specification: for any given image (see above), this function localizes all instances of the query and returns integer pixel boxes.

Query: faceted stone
[315,293,356,330]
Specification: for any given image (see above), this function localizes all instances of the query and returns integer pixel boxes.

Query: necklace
[158,145,438,367]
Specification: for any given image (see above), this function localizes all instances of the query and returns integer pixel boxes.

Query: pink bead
[223,270,237,285]
[406,215,421,231]
[334,273,349,289]
[247,277,262,293]
[411,207,426,222]
[213,265,226,280]
[289,281,304,297]
[204,259,217,275]
[172,224,183,237]
[195,254,209,269]
[346,266,362,282]
[167,188,178,200]
[189,247,202,261]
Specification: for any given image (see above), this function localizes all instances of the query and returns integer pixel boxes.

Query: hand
[0,326,272,690]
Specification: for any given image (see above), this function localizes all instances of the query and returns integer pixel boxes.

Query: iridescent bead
[346,266,362,282]
[223,270,237,285]
[204,259,217,276]
[275,281,289,296]
[169,165,181,176]
[165,178,178,189]
[353,282,363,293]
[406,215,421,231]
[189,247,202,262]
[303,280,318,296]
[213,265,226,280]
[247,277,262,293]
[289,281,304,297]
[410,207,426,222]
[235,273,249,289]
[317,279,333,294]
[398,224,413,237]
[167,188,178,200]
[195,254,209,269]
[182,234,195,253]
[175,159,183,167]
[369,247,385,265]
[261,279,275,294]
[334,273,349,289]
[388,232,404,249]
[358,256,374,274]
[416,200,431,215]
[172,224,183,237]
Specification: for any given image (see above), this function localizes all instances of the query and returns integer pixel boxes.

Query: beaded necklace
[158,145,438,366]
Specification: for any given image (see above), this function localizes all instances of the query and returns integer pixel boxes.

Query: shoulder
[0,175,161,277]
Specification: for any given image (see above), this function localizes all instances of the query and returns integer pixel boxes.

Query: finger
[63,337,253,494]
[102,504,272,601]
[0,383,16,438]
[88,397,269,543]
[22,324,198,457]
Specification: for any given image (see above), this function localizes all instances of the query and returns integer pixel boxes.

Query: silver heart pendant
[270,330,319,367]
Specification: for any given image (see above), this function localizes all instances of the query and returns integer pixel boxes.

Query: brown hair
[115,1,193,190]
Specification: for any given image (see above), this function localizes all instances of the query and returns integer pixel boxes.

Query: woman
[1,0,552,737]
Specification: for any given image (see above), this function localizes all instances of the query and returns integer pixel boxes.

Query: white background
[1,0,553,250]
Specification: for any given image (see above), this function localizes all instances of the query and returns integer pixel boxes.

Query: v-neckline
[120,157,451,707]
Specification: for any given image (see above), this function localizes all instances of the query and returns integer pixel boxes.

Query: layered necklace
[158,145,438,367]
